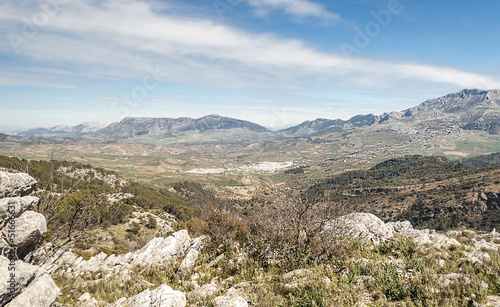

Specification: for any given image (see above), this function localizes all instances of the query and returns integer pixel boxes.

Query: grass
[456,140,500,152]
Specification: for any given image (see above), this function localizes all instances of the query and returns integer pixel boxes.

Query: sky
[1,0,500,131]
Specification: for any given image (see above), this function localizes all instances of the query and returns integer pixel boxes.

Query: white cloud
[0,0,498,93]
[246,0,341,23]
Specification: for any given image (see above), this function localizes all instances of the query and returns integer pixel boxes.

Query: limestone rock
[389,221,460,248]
[466,251,491,264]
[112,284,186,307]
[0,256,39,305]
[187,281,218,301]
[177,235,207,277]
[5,274,60,307]
[0,197,39,224]
[324,213,393,244]
[129,230,191,267]
[0,173,37,198]
[2,211,47,258]
[57,230,192,273]
[213,292,248,307]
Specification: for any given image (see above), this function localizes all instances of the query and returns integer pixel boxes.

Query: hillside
[462,152,500,168]
[0,155,214,254]
[306,155,500,230]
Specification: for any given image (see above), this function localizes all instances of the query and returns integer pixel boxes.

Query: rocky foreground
[0,172,499,306]
[0,172,60,306]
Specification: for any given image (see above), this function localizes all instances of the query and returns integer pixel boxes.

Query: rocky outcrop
[176,235,208,277]
[324,213,394,244]
[111,284,186,307]
[47,230,194,274]
[323,213,492,251]
[76,284,187,307]
[387,221,460,248]
[5,274,60,307]
[0,172,60,306]
[0,173,37,198]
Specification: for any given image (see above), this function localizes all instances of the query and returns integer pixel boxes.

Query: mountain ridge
[13,89,500,139]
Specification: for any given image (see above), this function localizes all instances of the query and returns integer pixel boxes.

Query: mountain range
[16,122,104,138]
[13,89,500,140]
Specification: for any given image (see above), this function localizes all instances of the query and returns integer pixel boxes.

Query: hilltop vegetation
[307,155,500,231]
[462,152,500,168]
[0,155,213,253]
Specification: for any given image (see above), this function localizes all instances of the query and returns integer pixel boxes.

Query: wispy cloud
[246,0,342,23]
[0,0,497,93]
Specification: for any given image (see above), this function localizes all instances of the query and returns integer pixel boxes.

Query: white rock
[213,293,248,307]
[187,282,218,301]
[0,173,37,198]
[112,284,186,307]
[5,274,60,307]
[324,213,393,244]
[177,235,207,277]
[2,211,46,247]
[0,256,39,304]
[0,197,39,223]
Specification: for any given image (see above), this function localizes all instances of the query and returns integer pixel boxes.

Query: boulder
[2,211,47,258]
[0,256,39,305]
[129,230,191,267]
[0,172,59,306]
[213,292,248,307]
[111,284,186,307]
[177,235,208,277]
[0,196,39,224]
[389,221,460,248]
[324,213,393,244]
[0,173,37,198]
[5,273,60,307]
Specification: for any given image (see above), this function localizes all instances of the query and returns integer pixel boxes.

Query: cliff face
[0,172,60,307]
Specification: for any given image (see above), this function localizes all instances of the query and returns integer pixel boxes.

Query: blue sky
[1,0,499,131]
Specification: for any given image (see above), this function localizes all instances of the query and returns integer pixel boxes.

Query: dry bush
[247,192,346,270]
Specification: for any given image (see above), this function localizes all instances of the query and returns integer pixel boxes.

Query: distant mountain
[17,122,103,138]
[279,114,377,136]
[379,89,500,134]
[92,115,272,140]
[282,89,500,136]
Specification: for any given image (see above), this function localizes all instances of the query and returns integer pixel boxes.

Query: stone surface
[5,274,60,307]
[2,211,47,250]
[466,251,491,264]
[187,282,218,301]
[0,172,59,307]
[54,230,192,273]
[213,292,248,307]
[483,295,500,307]
[111,284,186,307]
[324,213,393,244]
[0,256,39,305]
[388,221,460,248]
[177,235,207,277]
[0,197,39,224]
[129,230,191,267]
[0,173,37,198]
